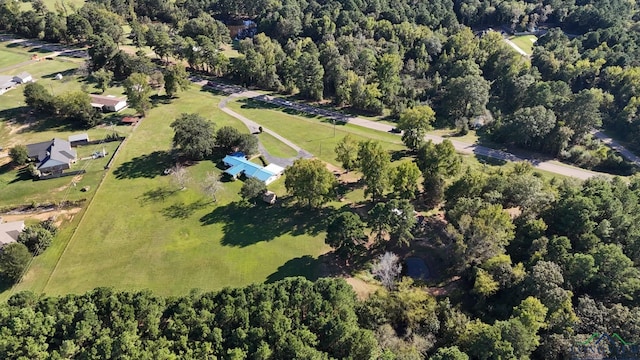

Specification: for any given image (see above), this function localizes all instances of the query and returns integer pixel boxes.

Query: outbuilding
[68,133,90,146]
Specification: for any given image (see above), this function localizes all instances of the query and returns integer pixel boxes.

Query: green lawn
[0,44,33,69]
[19,0,85,11]
[509,35,537,55]
[9,89,330,297]
[257,132,299,158]
[227,98,406,166]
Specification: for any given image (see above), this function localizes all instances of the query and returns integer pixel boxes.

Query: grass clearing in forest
[9,89,330,298]
[508,35,538,55]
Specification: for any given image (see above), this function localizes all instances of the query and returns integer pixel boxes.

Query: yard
[8,89,331,298]
[226,98,407,166]
[508,34,538,55]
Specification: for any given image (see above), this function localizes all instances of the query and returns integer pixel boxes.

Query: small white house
[12,72,33,84]
[89,94,128,112]
[55,73,63,80]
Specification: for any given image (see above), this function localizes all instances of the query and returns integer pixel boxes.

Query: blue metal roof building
[222,154,284,184]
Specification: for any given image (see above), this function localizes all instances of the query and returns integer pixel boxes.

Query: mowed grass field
[227,98,406,166]
[14,89,330,297]
[0,43,35,69]
[509,34,538,55]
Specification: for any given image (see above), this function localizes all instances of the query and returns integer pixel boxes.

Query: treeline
[0,278,380,358]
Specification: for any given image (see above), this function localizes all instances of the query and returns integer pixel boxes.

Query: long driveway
[204,80,609,180]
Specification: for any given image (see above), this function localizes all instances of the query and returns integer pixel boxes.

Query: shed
[12,72,32,84]
[121,116,140,125]
[262,191,277,204]
[68,133,89,146]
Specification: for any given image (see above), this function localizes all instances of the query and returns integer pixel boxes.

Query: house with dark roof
[0,220,24,248]
[90,94,128,112]
[26,138,77,175]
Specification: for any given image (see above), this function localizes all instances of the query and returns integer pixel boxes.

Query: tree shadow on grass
[41,68,77,79]
[265,255,321,283]
[138,186,178,205]
[113,150,173,179]
[9,166,33,184]
[239,98,321,120]
[200,201,336,247]
[162,198,210,219]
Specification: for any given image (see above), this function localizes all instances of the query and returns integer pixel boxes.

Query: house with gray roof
[0,220,24,248]
[0,75,17,95]
[12,72,33,84]
[26,138,77,175]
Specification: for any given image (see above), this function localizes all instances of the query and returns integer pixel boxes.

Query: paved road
[213,87,312,167]
[203,80,608,180]
[592,130,640,167]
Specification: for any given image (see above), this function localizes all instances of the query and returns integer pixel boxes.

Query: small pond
[405,257,430,280]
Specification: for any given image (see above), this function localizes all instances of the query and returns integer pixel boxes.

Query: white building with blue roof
[222,154,284,185]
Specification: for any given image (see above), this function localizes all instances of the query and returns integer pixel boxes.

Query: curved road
[203,80,610,180]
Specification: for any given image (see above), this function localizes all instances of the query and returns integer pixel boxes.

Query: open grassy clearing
[227,98,406,165]
[13,88,330,297]
[0,43,36,69]
[257,131,299,158]
[19,0,85,11]
[509,34,537,55]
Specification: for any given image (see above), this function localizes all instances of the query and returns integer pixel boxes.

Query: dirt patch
[1,207,82,227]
[345,277,379,300]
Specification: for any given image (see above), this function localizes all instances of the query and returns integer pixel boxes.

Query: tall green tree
[124,72,152,116]
[417,140,461,178]
[325,212,367,260]
[358,140,391,202]
[295,52,324,101]
[390,161,421,200]
[397,105,436,150]
[23,82,54,114]
[0,243,31,284]
[335,135,359,171]
[240,177,267,203]
[17,224,53,256]
[56,91,101,127]
[284,158,336,207]
[9,145,28,166]
[442,75,490,124]
[163,65,190,98]
[170,113,216,160]
[92,68,113,94]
